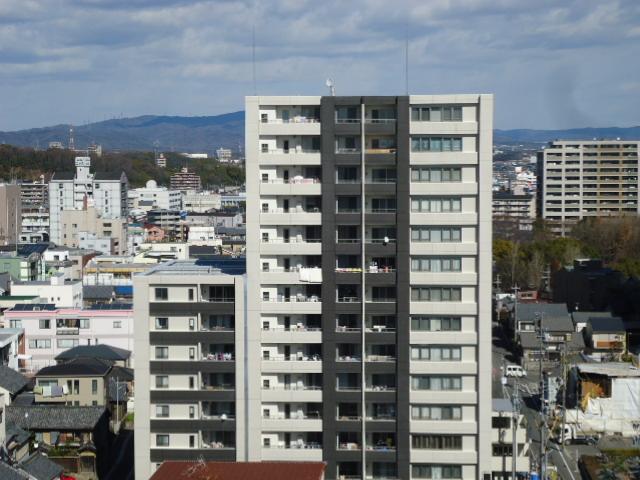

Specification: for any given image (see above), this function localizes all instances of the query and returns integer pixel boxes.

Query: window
[411,287,461,302]
[188,288,194,301]
[155,347,169,359]
[411,197,462,213]
[10,320,22,329]
[74,380,79,395]
[411,376,462,391]
[156,434,169,447]
[411,257,461,272]
[29,339,51,349]
[155,376,169,388]
[189,347,195,360]
[189,435,195,448]
[411,227,462,243]
[155,318,168,330]
[154,288,168,301]
[189,406,195,419]
[156,405,169,418]
[39,319,50,329]
[412,465,462,479]
[412,435,462,450]
[411,136,463,152]
[492,417,511,429]
[411,167,462,182]
[92,379,98,394]
[411,346,461,361]
[492,444,513,456]
[411,405,462,420]
[411,106,463,122]
[113,321,122,329]
[189,376,195,389]
[411,317,461,332]
[57,339,79,348]
[79,319,90,329]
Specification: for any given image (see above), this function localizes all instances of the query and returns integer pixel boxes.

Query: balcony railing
[261,238,322,244]
[263,296,321,303]
[202,353,234,361]
[336,178,360,184]
[261,117,320,124]
[200,325,234,332]
[365,118,396,124]
[366,385,396,392]
[261,178,320,184]
[366,444,397,451]
[336,148,361,154]
[336,386,360,391]
[338,443,361,450]
[201,413,235,420]
[366,355,396,362]
[366,148,396,154]
[336,326,360,332]
[337,296,361,303]
[366,208,396,213]
[262,412,322,420]
[200,384,234,391]
[336,118,360,124]
[262,148,320,154]
[337,356,361,362]
[262,385,322,391]
[263,443,322,450]
[337,415,361,421]
[336,208,361,213]
[262,326,322,332]
[263,354,322,362]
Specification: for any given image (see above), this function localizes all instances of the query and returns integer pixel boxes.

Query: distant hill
[0,112,244,153]
[1,112,638,151]
[494,126,640,145]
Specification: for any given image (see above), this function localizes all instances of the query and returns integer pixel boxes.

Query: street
[492,321,589,480]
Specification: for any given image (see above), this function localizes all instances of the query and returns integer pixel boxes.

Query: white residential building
[10,274,83,308]
[128,180,182,211]
[4,303,134,371]
[491,399,531,480]
[49,157,128,245]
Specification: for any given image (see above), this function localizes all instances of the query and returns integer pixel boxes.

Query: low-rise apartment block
[4,303,134,370]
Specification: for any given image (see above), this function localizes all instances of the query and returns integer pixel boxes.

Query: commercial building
[537,140,640,235]
[245,95,493,479]
[182,192,222,212]
[128,180,182,211]
[0,184,22,245]
[4,303,134,371]
[49,157,128,245]
[216,147,233,163]
[170,167,202,192]
[133,260,246,479]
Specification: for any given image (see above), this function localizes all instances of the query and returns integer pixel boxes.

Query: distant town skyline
[1,0,639,131]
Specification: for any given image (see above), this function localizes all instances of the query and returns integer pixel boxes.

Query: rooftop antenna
[252,25,257,96]
[325,78,335,96]
[404,16,409,95]
[68,126,75,151]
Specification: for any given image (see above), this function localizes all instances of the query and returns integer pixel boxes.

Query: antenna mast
[68,126,75,151]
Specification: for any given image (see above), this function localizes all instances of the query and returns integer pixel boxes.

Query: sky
[1,0,639,131]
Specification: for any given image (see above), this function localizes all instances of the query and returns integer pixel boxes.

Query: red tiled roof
[149,461,326,480]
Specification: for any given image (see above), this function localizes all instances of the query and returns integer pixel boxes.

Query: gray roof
[83,285,115,300]
[0,366,29,395]
[588,316,625,333]
[572,311,612,325]
[51,171,75,180]
[19,452,64,480]
[7,405,106,431]
[517,303,572,332]
[55,344,131,362]
[37,357,113,377]
[0,462,28,480]
[6,425,31,446]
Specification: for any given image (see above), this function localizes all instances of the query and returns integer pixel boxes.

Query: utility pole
[512,284,520,343]
[512,379,519,480]
[538,313,547,480]
[561,340,568,447]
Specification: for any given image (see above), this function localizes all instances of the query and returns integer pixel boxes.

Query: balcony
[202,352,234,362]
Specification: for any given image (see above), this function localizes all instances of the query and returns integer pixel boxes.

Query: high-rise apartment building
[245,95,493,479]
[49,157,128,245]
[0,184,22,245]
[537,140,640,235]
[133,260,246,480]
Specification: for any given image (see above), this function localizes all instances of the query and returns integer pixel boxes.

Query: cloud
[0,0,639,130]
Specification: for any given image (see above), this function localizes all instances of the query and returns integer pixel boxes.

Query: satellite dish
[325,78,335,96]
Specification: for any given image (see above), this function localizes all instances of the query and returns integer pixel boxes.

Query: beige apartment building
[537,140,640,235]
[60,206,127,255]
[0,184,22,245]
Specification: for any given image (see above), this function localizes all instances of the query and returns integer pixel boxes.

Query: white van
[505,365,527,377]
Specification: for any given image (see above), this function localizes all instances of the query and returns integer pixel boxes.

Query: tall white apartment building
[245,95,493,480]
[49,157,128,245]
[537,140,640,235]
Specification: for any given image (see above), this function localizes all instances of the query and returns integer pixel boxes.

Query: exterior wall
[11,280,82,308]
[490,410,530,478]
[133,268,245,479]
[182,193,222,212]
[59,207,128,255]
[0,184,22,245]
[4,307,133,371]
[129,186,182,211]
[35,375,106,406]
[538,140,640,235]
